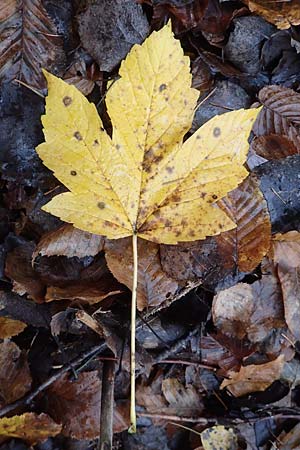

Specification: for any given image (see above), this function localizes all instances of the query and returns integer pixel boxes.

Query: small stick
[0,343,106,418]
[129,233,138,433]
[98,360,116,450]
[157,359,216,371]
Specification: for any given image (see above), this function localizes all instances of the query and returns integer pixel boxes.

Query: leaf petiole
[128,232,138,434]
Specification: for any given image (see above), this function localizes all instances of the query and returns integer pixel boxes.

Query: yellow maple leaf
[37,24,258,245]
[36,23,260,433]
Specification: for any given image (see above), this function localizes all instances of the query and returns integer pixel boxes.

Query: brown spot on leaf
[201,192,207,199]
[100,127,105,132]
[116,144,120,150]
[74,131,82,141]
[93,139,99,146]
[213,127,221,137]
[97,202,105,210]
[166,166,174,174]
[188,230,196,237]
[159,83,167,92]
[63,96,72,106]
[212,194,218,200]
[196,135,201,140]
[70,170,77,176]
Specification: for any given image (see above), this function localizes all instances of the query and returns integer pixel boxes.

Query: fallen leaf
[212,277,284,344]
[0,413,61,444]
[47,371,128,439]
[33,224,105,259]
[105,238,179,311]
[243,0,300,30]
[253,85,300,153]
[162,378,204,416]
[0,340,32,407]
[200,426,238,450]
[221,355,285,397]
[5,242,45,303]
[78,0,149,72]
[272,231,300,340]
[251,134,298,161]
[160,175,271,286]
[0,316,26,339]
[36,24,259,245]
[0,0,65,89]
[63,60,102,96]
[277,422,300,449]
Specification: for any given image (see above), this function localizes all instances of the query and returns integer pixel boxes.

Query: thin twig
[0,343,106,418]
[98,360,116,450]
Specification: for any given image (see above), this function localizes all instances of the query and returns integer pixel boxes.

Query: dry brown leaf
[0,316,26,339]
[221,355,285,397]
[33,224,105,259]
[244,0,300,30]
[161,175,271,284]
[0,340,32,407]
[105,237,180,311]
[212,277,284,344]
[251,134,299,161]
[271,231,300,340]
[5,242,45,303]
[63,60,102,96]
[253,85,300,155]
[0,413,61,444]
[47,371,128,439]
[162,378,204,416]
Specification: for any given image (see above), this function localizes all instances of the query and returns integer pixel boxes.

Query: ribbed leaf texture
[253,85,300,156]
[0,0,65,89]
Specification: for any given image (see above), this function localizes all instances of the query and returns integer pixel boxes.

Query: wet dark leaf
[0,0,65,89]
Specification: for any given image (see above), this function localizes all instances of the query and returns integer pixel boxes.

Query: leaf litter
[1,1,300,449]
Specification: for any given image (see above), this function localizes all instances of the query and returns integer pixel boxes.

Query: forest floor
[1,1,300,449]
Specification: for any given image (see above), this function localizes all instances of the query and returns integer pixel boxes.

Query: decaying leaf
[243,0,300,30]
[33,224,105,259]
[0,340,31,407]
[212,277,284,344]
[63,60,102,96]
[0,0,65,89]
[271,231,300,340]
[0,316,26,339]
[160,175,271,285]
[36,24,259,245]
[105,237,179,311]
[162,378,203,416]
[0,413,61,444]
[253,85,300,156]
[201,425,238,450]
[47,371,128,439]
[221,355,285,397]
[251,134,298,161]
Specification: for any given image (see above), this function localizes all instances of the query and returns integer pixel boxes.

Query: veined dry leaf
[33,224,105,259]
[221,355,285,397]
[0,340,31,407]
[243,0,300,30]
[253,85,300,154]
[36,24,259,244]
[0,0,65,89]
[0,316,26,339]
[0,413,61,444]
[105,237,179,311]
[201,426,238,450]
[162,378,203,416]
[160,175,271,284]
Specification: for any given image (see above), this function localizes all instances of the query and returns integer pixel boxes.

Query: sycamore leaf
[36,24,259,245]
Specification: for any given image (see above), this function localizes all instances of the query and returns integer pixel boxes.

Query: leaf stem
[129,232,138,434]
